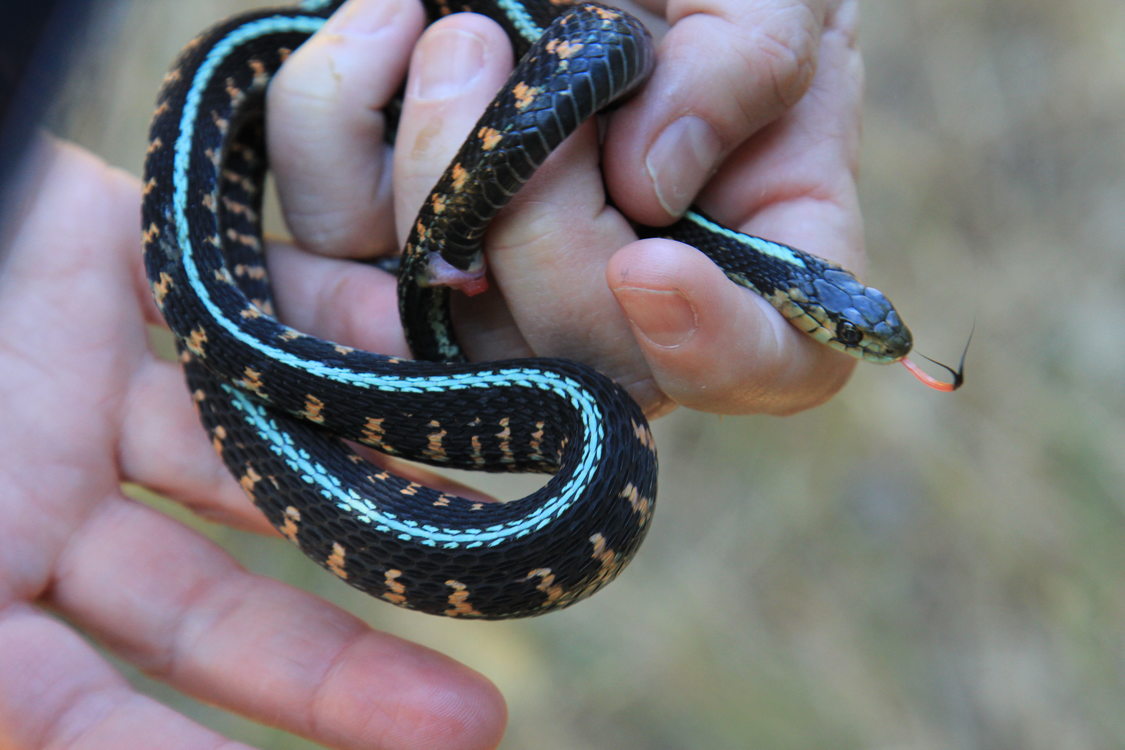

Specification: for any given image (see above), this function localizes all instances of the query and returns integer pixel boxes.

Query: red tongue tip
[900,326,971,392]
[901,357,962,392]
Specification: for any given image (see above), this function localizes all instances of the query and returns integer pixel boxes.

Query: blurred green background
[52,0,1124,747]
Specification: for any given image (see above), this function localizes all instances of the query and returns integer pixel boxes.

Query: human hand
[269,0,866,417]
[0,139,504,749]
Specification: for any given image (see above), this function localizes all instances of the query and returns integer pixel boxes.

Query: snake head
[673,211,914,365]
[773,264,914,365]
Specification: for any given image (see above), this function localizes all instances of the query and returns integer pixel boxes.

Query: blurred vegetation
[52,0,1125,747]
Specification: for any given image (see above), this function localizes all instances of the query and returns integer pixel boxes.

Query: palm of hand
[0,141,504,750]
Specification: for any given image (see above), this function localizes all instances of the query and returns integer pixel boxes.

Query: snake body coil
[143,0,913,618]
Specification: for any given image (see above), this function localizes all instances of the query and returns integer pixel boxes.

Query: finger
[0,605,248,750]
[50,496,507,750]
[267,240,408,356]
[392,13,513,239]
[269,0,426,258]
[604,0,830,224]
[119,357,276,533]
[479,131,670,412]
[608,238,854,415]
[701,0,864,271]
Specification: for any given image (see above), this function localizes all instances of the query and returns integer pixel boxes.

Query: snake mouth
[422,252,489,295]
[876,328,915,363]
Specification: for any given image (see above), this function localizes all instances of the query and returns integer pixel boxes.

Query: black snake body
[143,0,913,619]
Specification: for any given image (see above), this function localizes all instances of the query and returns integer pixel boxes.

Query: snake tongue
[901,355,965,392]
[901,324,972,391]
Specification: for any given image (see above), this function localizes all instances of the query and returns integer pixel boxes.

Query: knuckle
[740,5,821,108]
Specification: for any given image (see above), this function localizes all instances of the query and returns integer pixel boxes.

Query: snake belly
[143,1,661,619]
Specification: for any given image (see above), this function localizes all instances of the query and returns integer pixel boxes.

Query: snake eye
[836,321,862,347]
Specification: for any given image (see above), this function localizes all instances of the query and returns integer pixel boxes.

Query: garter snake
[143,0,953,619]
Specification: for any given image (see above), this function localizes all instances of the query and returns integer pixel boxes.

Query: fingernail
[325,0,402,34]
[645,116,722,217]
[614,287,698,348]
[413,28,487,100]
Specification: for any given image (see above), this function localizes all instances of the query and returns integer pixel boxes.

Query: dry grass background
[53,0,1124,747]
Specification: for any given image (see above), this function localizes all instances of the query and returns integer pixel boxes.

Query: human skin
[269,0,866,417]
[0,0,863,747]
